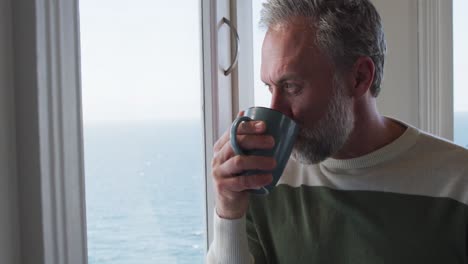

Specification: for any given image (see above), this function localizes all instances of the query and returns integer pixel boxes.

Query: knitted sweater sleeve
[206,212,255,264]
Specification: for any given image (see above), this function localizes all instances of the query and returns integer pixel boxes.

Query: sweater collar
[321,118,420,170]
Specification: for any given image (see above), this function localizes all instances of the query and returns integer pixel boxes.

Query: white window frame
[231,0,255,113]
[13,0,87,263]
[202,0,235,248]
[202,0,218,250]
[10,0,453,263]
[417,0,453,140]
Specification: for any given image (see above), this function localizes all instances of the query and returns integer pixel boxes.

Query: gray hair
[260,0,386,97]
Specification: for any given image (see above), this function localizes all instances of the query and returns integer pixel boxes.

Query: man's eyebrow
[275,73,303,84]
[261,73,303,86]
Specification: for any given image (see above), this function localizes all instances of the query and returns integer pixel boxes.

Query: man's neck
[332,102,407,160]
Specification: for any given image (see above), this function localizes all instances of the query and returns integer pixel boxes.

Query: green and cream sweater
[207,121,468,264]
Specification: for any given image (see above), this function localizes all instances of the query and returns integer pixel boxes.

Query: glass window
[79,1,206,263]
[454,0,468,148]
[252,0,270,107]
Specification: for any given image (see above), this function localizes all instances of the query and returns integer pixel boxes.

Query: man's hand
[211,113,276,219]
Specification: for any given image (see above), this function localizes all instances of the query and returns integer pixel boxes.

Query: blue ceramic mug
[230,107,300,195]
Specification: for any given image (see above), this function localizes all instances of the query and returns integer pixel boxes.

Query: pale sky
[80,0,467,124]
[79,0,202,123]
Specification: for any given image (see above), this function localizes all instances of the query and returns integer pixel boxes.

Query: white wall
[0,0,20,263]
[373,0,420,127]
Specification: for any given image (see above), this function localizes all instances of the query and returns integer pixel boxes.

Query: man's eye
[284,83,301,94]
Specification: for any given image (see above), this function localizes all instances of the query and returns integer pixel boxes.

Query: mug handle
[230,116,253,155]
[230,115,270,196]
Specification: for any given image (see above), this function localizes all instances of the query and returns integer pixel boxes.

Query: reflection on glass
[79,1,206,263]
[454,0,468,148]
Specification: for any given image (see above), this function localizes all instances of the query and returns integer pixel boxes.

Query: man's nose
[269,91,292,118]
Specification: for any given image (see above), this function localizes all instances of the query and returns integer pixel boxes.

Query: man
[207,0,468,263]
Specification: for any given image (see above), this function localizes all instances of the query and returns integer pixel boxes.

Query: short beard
[292,76,354,164]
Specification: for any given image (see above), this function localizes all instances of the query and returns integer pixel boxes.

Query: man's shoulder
[418,129,467,151]
[413,130,468,168]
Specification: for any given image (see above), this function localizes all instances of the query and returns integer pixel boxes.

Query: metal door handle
[221,17,240,76]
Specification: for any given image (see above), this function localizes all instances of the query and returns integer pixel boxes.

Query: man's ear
[350,56,375,98]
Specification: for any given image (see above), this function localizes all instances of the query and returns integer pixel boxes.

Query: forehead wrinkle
[261,19,324,85]
[261,54,306,86]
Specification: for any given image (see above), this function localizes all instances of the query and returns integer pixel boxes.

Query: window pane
[454,0,468,148]
[79,1,206,263]
[252,0,270,107]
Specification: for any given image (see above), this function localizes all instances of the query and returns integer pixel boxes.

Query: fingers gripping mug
[230,107,300,195]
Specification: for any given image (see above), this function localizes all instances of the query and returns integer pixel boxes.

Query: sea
[84,120,206,264]
[83,113,468,264]
[454,111,468,148]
